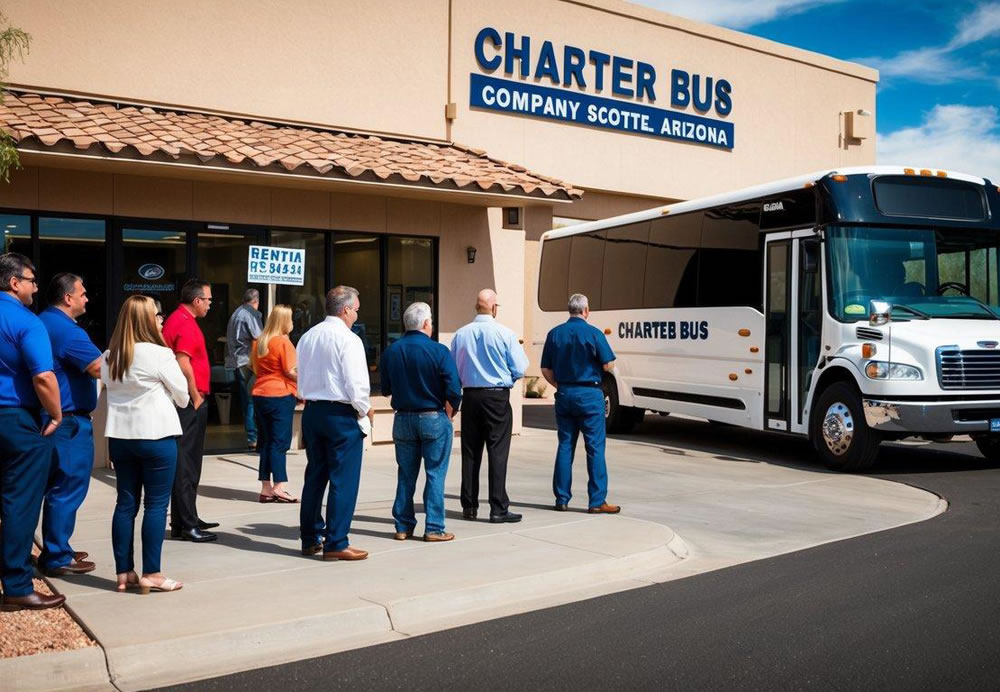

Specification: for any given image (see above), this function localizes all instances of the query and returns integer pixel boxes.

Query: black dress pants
[171,400,209,531]
[460,388,512,515]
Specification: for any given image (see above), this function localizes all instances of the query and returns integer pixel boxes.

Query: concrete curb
[0,646,111,692]
[96,529,686,690]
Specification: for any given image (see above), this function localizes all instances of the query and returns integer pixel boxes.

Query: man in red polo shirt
[162,279,217,543]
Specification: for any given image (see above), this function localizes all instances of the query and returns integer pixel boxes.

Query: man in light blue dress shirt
[450,289,529,523]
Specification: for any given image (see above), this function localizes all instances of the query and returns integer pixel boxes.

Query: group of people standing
[0,245,620,611]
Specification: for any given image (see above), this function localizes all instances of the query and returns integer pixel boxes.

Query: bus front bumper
[862,398,1000,434]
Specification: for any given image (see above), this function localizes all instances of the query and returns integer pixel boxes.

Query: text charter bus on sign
[536,167,1000,471]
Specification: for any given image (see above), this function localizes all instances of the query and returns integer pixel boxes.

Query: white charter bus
[535,167,1000,471]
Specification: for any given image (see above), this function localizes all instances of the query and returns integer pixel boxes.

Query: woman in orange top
[250,305,298,503]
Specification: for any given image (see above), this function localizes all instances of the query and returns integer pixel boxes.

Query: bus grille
[937,348,1000,389]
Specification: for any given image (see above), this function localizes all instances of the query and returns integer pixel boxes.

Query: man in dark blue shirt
[0,253,66,611]
[540,293,621,514]
[380,301,462,542]
[38,273,102,577]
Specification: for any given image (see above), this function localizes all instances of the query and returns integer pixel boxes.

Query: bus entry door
[764,235,792,431]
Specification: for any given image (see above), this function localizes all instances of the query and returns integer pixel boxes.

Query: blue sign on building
[470,27,735,150]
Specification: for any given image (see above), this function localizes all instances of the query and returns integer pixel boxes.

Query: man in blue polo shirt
[380,302,462,542]
[540,293,621,515]
[0,252,66,611]
[38,273,102,577]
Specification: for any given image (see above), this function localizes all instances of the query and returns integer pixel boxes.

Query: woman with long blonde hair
[102,295,189,594]
[251,305,299,502]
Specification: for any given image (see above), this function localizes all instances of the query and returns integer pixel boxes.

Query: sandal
[139,576,183,595]
[272,490,299,503]
[116,571,140,593]
[258,493,277,503]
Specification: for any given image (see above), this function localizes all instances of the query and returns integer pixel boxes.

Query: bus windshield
[827,225,1000,321]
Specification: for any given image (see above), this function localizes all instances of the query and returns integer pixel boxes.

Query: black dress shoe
[489,511,522,524]
[462,508,477,520]
[197,520,220,530]
[178,528,217,542]
[1,590,66,611]
[554,503,569,512]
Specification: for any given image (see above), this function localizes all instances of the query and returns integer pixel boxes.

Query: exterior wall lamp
[467,246,477,263]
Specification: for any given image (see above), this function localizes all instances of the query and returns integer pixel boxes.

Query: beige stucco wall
[6,0,877,207]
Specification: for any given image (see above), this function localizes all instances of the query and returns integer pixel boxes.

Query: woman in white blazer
[102,295,189,594]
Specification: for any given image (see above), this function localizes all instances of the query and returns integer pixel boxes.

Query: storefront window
[386,236,435,344]
[122,227,187,319]
[271,230,325,343]
[1,214,30,256]
[334,234,383,383]
[39,217,107,347]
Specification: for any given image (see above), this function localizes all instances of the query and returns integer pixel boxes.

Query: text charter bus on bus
[535,166,1000,471]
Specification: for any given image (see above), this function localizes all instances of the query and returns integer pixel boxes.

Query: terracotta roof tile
[0,91,581,200]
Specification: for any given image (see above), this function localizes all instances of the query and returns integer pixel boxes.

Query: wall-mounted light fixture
[466,246,477,264]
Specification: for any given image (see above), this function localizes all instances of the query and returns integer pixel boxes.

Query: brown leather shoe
[393,530,413,541]
[587,503,621,514]
[424,532,454,542]
[323,547,369,561]
[73,551,89,562]
[43,559,96,576]
[301,542,324,556]
[1,590,67,611]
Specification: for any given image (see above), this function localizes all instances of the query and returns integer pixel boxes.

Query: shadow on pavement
[523,402,989,476]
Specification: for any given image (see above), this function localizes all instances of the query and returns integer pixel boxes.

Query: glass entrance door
[195,229,266,452]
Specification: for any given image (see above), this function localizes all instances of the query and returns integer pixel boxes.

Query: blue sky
[631,1,1000,180]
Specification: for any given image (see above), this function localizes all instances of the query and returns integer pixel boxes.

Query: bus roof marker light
[920,169,932,176]
[903,168,915,175]
[936,170,947,177]
[831,174,848,182]
[660,208,670,215]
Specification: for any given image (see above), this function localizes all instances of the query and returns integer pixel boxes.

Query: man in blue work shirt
[451,289,529,523]
[380,302,462,542]
[37,273,102,577]
[540,293,621,514]
[0,253,67,611]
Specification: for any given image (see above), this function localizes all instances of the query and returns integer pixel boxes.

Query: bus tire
[602,377,639,434]
[975,436,1000,466]
[810,381,880,472]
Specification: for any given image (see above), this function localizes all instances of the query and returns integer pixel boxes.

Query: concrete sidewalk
[12,417,943,691]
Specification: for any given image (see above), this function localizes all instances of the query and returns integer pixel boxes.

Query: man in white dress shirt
[296,285,373,561]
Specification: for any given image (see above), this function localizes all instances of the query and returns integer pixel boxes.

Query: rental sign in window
[248,245,305,286]
[469,27,734,150]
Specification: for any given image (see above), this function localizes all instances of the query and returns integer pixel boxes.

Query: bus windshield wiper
[949,295,1000,320]
[890,303,931,320]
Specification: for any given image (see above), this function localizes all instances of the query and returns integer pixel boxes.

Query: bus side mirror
[869,300,891,326]
[801,239,819,274]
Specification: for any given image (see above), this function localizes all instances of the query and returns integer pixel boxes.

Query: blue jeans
[300,402,364,553]
[0,408,54,597]
[392,411,453,534]
[234,366,257,446]
[110,437,178,575]
[40,416,94,569]
[553,386,608,508]
[254,395,296,483]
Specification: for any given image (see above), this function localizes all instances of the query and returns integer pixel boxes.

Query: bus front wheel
[603,377,642,434]
[975,436,1000,465]
[810,382,881,472]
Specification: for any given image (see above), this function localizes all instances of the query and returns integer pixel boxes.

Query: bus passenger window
[538,236,572,312]
[699,203,762,309]
[602,222,650,310]
[568,231,606,310]
[644,213,701,308]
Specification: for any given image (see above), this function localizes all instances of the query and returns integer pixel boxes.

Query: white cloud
[626,0,842,29]
[878,104,1000,181]
[858,47,984,84]
[856,2,1000,85]
[950,2,1000,48]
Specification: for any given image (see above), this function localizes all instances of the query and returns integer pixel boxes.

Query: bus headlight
[864,361,923,380]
